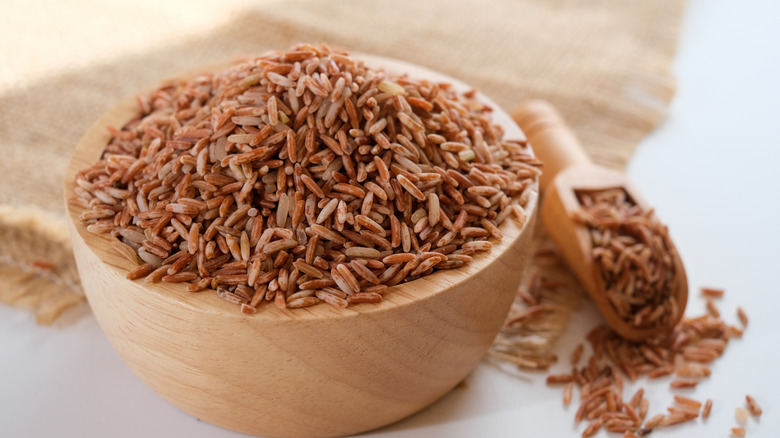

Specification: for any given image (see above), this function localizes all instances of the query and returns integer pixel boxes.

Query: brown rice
[574,188,680,329]
[702,399,713,419]
[72,43,540,311]
[541,290,755,437]
[745,395,762,417]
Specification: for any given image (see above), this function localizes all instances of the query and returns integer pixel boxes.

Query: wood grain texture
[513,100,687,342]
[64,56,538,438]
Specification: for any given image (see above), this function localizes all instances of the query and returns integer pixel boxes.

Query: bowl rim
[64,53,539,322]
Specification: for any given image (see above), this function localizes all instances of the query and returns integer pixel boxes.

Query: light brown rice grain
[396,174,425,201]
[347,292,383,304]
[309,224,346,244]
[345,246,381,259]
[563,382,574,407]
[737,307,749,326]
[240,303,257,314]
[274,288,286,309]
[144,264,172,283]
[746,395,762,417]
[648,365,674,379]
[735,407,750,423]
[660,411,696,426]
[644,413,665,429]
[262,238,298,255]
[217,287,248,305]
[701,287,724,298]
[670,379,698,389]
[675,363,711,378]
[547,374,575,384]
[315,290,348,308]
[702,399,712,419]
[187,277,212,292]
[287,296,321,308]
[673,395,702,410]
[581,419,603,438]
[706,298,720,318]
[126,263,155,280]
[350,260,380,284]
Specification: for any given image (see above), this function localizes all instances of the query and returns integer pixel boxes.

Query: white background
[2,0,779,436]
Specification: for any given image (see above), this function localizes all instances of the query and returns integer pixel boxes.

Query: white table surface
[2,0,779,436]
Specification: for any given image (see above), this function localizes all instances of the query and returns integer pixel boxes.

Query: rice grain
[746,395,762,417]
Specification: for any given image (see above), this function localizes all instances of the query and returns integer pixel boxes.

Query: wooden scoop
[513,100,687,341]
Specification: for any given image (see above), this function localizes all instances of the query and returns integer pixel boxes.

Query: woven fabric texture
[0,0,685,322]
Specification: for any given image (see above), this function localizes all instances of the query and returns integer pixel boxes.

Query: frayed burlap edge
[487,222,583,370]
[0,205,84,324]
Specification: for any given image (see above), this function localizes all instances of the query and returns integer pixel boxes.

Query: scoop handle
[512,100,592,191]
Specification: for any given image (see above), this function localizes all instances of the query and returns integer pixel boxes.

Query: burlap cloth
[0,0,684,323]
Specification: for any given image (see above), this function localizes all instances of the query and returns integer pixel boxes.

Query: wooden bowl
[64,55,538,438]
